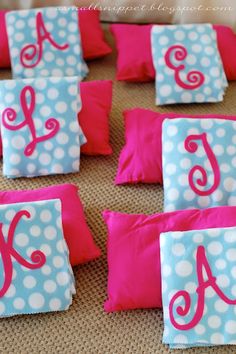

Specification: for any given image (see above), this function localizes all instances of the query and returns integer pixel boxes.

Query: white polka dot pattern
[163,118,236,211]
[0,200,75,317]
[6,7,88,79]
[0,76,86,178]
[151,24,228,105]
[160,226,236,348]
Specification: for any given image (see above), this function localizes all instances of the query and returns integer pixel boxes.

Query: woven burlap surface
[0,25,236,354]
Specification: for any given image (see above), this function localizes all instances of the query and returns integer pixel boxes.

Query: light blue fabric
[6,7,88,80]
[151,24,227,105]
[163,118,236,212]
[0,199,75,317]
[0,76,85,178]
[160,226,236,348]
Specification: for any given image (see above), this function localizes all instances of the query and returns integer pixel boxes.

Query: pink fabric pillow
[0,10,10,68]
[0,9,111,68]
[115,109,236,185]
[213,24,236,81]
[103,207,236,312]
[79,9,112,60]
[111,24,236,82]
[110,24,155,82]
[0,135,2,158]
[0,184,101,266]
[80,80,113,155]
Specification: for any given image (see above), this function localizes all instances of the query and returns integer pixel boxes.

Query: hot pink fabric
[115,109,236,185]
[0,136,2,157]
[213,25,236,81]
[111,24,236,82]
[0,9,111,68]
[111,24,155,82]
[0,184,101,266]
[79,9,112,60]
[103,207,236,312]
[79,80,113,155]
[0,10,10,68]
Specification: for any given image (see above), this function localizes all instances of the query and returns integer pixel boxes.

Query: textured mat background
[0,25,236,354]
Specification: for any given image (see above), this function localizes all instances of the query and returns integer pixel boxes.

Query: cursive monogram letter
[184,132,220,196]
[169,245,236,330]
[0,210,46,297]
[20,12,69,68]
[2,85,60,156]
[164,45,205,90]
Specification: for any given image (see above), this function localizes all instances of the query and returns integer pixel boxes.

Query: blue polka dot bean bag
[151,24,228,105]
[6,7,88,79]
[161,226,236,348]
[163,118,236,211]
[0,199,75,317]
[0,76,86,178]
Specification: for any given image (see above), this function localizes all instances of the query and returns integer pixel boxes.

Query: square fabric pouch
[111,24,236,82]
[161,226,236,348]
[151,24,228,105]
[0,184,101,266]
[115,109,236,185]
[103,206,236,312]
[0,199,75,317]
[0,76,85,178]
[163,118,236,212]
[0,79,112,158]
[6,7,88,79]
